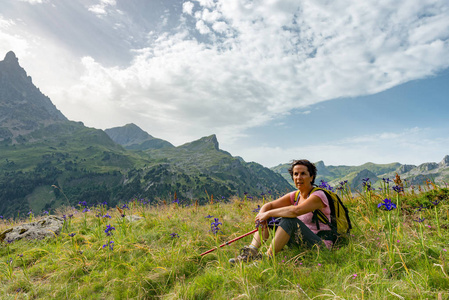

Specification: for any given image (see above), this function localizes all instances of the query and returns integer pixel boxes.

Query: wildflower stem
[434,206,441,237]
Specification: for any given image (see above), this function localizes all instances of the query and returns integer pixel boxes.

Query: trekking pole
[200,228,258,256]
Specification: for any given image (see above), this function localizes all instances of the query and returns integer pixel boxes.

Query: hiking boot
[229,246,262,264]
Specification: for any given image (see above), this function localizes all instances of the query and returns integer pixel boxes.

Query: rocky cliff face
[0,51,67,141]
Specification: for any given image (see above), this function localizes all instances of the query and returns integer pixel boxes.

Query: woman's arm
[255,194,323,223]
[259,193,292,213]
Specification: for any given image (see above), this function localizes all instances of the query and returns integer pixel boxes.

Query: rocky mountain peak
[439,155,449,167]
[0,51,27,80]
[0,51,67,142]
[105,123,154,146]
[203,134,219,150]
[179,134,219,151]
[104,123,174,150]
[4,51,18,64]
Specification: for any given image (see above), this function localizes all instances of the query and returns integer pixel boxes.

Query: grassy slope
[0,124,291,217]
[0,122,140,172]
[0,185,448,299]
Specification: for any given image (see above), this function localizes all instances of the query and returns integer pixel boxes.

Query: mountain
[0,51,293,217]
[272,157,449,191]
[104,123,174,150]
[0,51,67,142]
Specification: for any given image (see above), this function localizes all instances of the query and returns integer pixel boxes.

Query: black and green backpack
[294,187,352,242]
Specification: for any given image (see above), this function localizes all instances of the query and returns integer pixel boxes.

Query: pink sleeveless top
[289,190,333,249]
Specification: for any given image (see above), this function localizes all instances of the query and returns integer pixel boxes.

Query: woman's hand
[255,211,271,223]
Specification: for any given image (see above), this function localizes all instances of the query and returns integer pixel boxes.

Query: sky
[1,0,449,168]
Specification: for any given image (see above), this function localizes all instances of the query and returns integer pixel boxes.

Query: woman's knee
[278,217,300,236]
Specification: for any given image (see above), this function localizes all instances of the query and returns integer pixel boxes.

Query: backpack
[294,187,352,242]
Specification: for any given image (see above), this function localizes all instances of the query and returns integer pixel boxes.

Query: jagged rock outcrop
[396,164,416,174]
[315,161,333,176]
[0,51,67,141]
[179,134,220,151]
[439,155,449,168]
[0,216,64,243]
[418,162,438,172]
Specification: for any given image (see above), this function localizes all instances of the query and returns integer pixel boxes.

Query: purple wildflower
[105,224,116,236]
[378,198,396,211]
[253,205,261,213]
[318,180,334,192]
[211,218,222,235]
[392,185,404,193]
[413,217,426,223]
[268,217,280,226]
[103,241,114,250]
[362,178,375,191]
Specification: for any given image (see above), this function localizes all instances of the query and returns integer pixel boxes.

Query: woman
[229,159,333,263]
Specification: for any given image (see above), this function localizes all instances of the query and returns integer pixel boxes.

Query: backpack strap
[311,187,338,240]
[291,190,300,205]
[292,187,338,242]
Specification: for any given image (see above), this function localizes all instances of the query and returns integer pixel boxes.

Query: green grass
[0,185,448,299]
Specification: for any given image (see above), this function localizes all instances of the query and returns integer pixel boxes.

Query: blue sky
[1,0,448,167]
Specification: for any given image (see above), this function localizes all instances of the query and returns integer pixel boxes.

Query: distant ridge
[272,156,449,190]
[105,123,174,150]
[0,51,67,142]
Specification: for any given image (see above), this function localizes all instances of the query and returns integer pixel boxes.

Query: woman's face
[292,164,314,190]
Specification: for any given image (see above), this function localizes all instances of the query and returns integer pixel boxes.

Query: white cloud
[182,1,194,15]
[212,21,228,33]
[2,0,449,164]
[194,0,215,8]
[0,18,29,55]
[18,0,47,4]
[88,0,117,16]
[195,20,210,34]
[200,9,221,24]
[44,0,449,144]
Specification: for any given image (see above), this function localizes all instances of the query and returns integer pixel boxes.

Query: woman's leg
[267,226,291,256]
[249,226,269,248]
[267,218,325,257]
